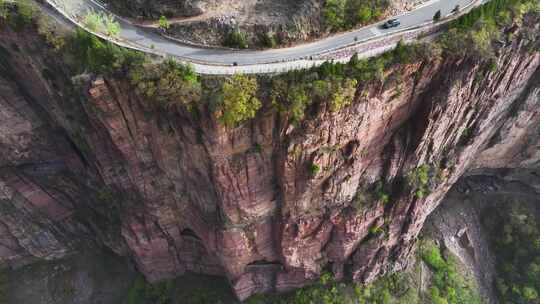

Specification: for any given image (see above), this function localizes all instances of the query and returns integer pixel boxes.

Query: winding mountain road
[45,0,480,74]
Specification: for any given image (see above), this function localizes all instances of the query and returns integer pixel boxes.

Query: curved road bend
[49,0,475,67]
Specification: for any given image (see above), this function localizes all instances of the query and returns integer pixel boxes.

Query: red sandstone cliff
[0,16,538,300]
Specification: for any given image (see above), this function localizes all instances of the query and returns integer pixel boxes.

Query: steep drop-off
[0,12,539,302]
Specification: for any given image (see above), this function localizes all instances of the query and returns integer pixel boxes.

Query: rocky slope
[0,12,539,302]
[106,0,213,19]
[104,0,428,19]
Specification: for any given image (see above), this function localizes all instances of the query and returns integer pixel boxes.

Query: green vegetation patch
[69,29,146,75]
[375,181,390,205]
[323,0,389,32]
[0,0,35,30]
[259,31,278,48]
[354,272,421,304]
[2,5,144,75]
[482,200,540,303]
[224,27,249,49]
[217,74,261,127]
[0,1,67,51]
[129,58,201,109]
[15,0,537,132]
[407,164,431,199]
[309,163,321,176]
[368,224,385,237]
[158,15,170,31]
[352,180,391,211]
[127,276,174,304]
[55,28,201,109]
[37,15,66,51]
[270,41,428,124]
[245,245,480,303]
[246,270,421,304]
[440,0,539,59]
[83,11,120,37]
[420,240,482,304]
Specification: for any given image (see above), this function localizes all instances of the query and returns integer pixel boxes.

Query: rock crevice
[0,19,539,300]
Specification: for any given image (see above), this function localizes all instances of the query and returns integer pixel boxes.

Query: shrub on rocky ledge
[441,0,539,58]
[309,163,321,176]
[217,74,261,127]
[323,0,389,31]
[83,11,120,37]
[407,164,431,199]
[259,31,278,48]
[224,28,249,49]
[70,29,146,74]
[129,58,201,108]
[329,78,358,112]
[37,15,66,51]
[375,181,390,204]
[0,0,35,30]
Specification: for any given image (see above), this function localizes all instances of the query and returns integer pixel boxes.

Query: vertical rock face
[0,27,125,268]
[0,19,539,300]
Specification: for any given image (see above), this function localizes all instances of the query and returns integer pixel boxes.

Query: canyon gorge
[0,2,539,303]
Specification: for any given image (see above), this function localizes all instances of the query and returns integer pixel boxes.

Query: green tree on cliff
[129,58,200,108]
[323,0,347,30]
[218,74,261,127]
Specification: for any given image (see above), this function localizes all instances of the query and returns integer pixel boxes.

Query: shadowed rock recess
[0,14,539,302]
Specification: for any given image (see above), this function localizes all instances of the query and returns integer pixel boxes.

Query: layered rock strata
[0,16,539,300]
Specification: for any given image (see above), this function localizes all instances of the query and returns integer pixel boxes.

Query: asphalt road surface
[47,0,476,66]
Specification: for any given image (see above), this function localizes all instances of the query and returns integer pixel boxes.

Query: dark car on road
[382,19,401,29]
